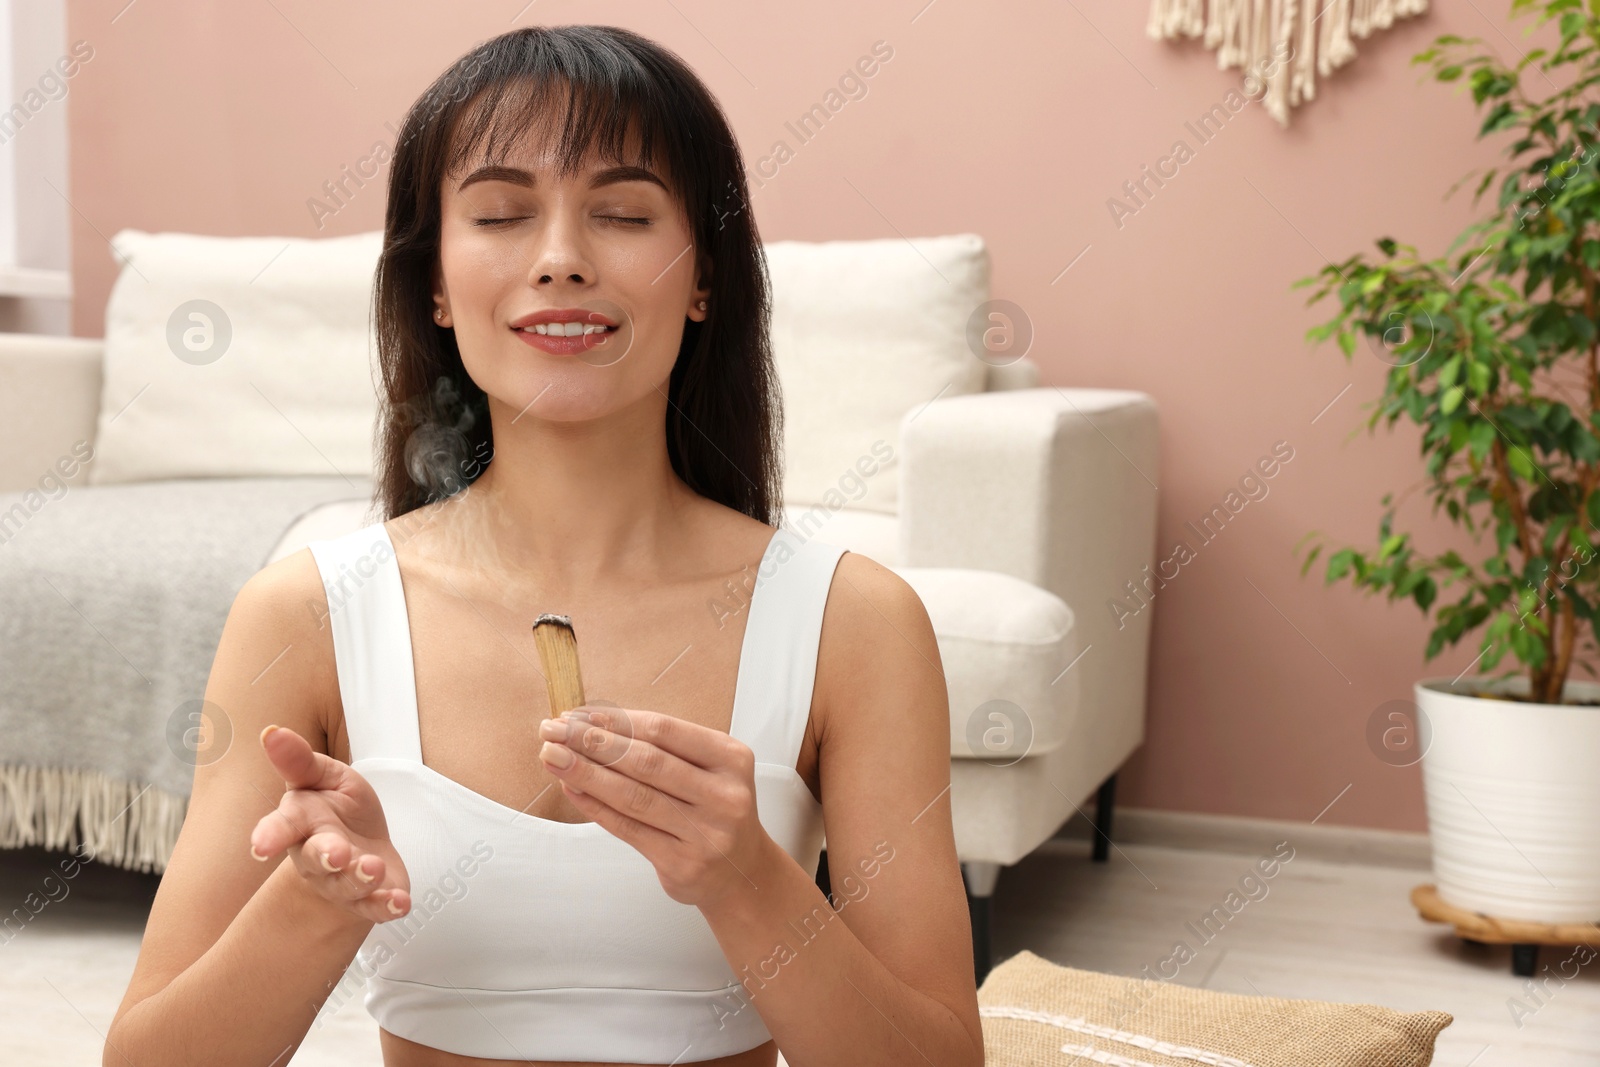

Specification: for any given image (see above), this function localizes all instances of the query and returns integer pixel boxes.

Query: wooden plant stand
[1411,884,1600,977]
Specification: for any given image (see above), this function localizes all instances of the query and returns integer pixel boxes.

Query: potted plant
[1293,0,1600,925]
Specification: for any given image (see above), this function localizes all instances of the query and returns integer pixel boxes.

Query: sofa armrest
[0,333,103,491]
[899,387,1160,781]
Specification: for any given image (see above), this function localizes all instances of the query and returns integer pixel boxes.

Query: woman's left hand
[536,705,778,910]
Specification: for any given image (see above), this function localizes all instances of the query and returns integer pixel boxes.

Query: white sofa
[0,230,1158,980]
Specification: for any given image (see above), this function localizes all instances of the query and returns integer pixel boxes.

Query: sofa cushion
[88,228,992,508]
[892,566,1078,759]
[268,495,382,565]
[89,229,384,485]
[979,950,1452,1066]
[767,233,991,516]
[780,504,900,566]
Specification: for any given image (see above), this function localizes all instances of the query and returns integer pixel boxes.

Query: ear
[688,251,712,323]
[431,261,451,328]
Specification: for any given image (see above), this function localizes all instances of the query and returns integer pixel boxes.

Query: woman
[104,24,981,1067]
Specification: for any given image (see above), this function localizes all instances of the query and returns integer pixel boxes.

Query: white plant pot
[1415,675,1600,924]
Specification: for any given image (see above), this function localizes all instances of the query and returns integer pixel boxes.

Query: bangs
[440,66,679,199]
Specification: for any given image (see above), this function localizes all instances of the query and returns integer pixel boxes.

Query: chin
[490,376,646,424]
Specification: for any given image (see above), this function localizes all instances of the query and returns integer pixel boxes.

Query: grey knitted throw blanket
[0,476,375,873]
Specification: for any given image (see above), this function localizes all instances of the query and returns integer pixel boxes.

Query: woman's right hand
[249,723,412,924]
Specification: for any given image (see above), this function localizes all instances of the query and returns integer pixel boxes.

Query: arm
[698,552,984,1067]
[103,551,377,1066]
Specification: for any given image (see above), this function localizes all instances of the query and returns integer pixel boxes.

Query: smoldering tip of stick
[531,613,585,718]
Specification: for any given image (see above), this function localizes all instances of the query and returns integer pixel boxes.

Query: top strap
[305,520,847,772]
[305,523,423,764]
[730,526,848,770]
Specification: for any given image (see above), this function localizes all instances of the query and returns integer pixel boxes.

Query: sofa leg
[968,894,991,987]
[962,861,1001,987]
[1092,774,1117,863]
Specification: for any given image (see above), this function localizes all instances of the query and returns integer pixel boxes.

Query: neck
[441,388,693,591]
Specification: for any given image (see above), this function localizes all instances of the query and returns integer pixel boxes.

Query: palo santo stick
[532,613,585,718]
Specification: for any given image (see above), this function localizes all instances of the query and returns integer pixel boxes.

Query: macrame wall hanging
[1147,0,1430,126]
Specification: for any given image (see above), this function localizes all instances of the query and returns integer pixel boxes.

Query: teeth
[521,322,613,336]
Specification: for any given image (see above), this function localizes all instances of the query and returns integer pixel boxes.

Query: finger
[542,740,694,840]
[333,855,413,922]
[366,885,413,923]
[259,724,345,792]
[568,706,735,771]
[561,720,715,806]
[291,833,395,905]
[249,792,319,860]
[299,829,356,880]
[558,780,676,855]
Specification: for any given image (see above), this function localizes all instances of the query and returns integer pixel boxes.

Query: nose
[527,209,594,289]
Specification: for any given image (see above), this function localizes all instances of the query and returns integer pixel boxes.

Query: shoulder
[822,549,932,635]
[223,541,343,730]
[234,542,334,637]
[813,549,943,741]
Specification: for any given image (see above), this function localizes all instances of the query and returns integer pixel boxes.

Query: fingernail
[259,723,280,746]
[541,740,575,768]
[386,896,403,915]
[250,844,270,862]
[319,851,342,873]
[354,857,376,883]
[541,718,570,741]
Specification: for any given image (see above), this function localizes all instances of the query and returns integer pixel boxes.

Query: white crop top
[305,520,843,1062]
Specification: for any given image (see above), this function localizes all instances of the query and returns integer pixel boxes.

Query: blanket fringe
[0,765,187,874]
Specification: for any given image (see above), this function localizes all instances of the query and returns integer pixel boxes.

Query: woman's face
[433,125,708,423]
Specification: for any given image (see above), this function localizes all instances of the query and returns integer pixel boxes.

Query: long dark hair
[371,25,781,525]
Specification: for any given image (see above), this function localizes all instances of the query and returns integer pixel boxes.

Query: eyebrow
[456,163,669,194]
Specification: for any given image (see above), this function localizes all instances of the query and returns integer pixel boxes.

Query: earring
[435,308,445,321]
[697,300,707,311]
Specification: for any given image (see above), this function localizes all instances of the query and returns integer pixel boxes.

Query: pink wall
[65,1,1530,834]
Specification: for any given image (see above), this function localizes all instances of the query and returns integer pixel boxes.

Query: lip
[509,307,621,357]
[509,308,620,329]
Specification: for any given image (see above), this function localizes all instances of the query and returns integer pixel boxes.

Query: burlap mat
[977,950,1452,1066]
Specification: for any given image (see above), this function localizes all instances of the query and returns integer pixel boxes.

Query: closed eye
[471,216,652,228]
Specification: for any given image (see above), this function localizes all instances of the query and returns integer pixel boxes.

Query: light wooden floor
[1,837,1595,1065]
[994,838,1600,1067]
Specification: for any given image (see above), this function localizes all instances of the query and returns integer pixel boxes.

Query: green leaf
[1439,353,1463,389]
[1440,385,1466,414]
[1468,360,1492,395]
[1327,549,1357,582]
[1481,101,1518,134]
